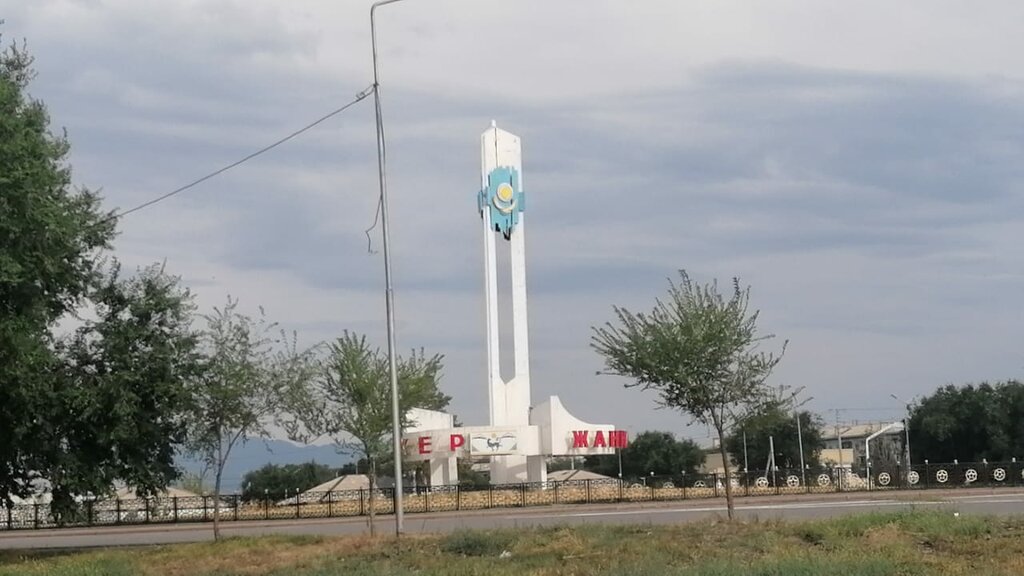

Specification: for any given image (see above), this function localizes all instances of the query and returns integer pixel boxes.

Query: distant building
[546,470,613,482]
[821,422,905,468]
[277,475,373,506]
[700,452,740,475]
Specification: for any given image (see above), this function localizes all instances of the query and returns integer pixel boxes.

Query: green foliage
[669,558,897,576]
[456,459,490,488]
[908,380,1024,464]
[240,462,338,502]
[52,264,199,514]
[440,530,513,557]
[184,298,315,538]
[282,331,448,534]
[725,409,823,470]
[285,331,450,473]
[2,510,1018,576]
[584,430,704,480]
[0,33,198,517]
[0,34,116,505]
[592,270,785,517]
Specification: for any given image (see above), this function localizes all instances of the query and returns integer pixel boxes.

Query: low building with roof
[546,469,613,483]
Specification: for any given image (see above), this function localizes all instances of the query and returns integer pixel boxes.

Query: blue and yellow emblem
[478,166,524,240]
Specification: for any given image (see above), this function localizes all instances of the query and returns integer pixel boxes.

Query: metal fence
[4,460,1022,530]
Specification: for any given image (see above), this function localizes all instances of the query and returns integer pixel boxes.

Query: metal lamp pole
[796,411,806,487]
[371,0,410,536]
[890,394,913,466]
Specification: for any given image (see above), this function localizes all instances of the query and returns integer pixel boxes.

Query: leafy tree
[185,299,314,540]
[240,462,337,502]
[285,331,449,536]
[592,271,785,519]
[726,409,823,471]
[584,431,704,480]
[52,264,200,518]
[908,381,1024,464]
[0,35,116,506]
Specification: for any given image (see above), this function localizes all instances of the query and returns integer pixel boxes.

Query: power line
[100,86,374,224]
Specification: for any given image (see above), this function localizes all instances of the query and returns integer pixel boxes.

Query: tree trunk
[213,464,222,541]
[713,418,735,520]
[367,458,376,537]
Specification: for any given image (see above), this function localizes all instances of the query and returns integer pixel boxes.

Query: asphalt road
[3,490,1023,550]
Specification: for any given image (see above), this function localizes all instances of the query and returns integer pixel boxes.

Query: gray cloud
[5,1,1024,440]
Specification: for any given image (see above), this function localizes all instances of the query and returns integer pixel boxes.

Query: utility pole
[796,411,806,487]
[833,409,844,490]
[742,430,749,474]
[370,0,411,536]
[904,418,912,466]
[890,394,913,467]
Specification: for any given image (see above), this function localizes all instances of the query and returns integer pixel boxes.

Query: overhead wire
[99,85,375,225]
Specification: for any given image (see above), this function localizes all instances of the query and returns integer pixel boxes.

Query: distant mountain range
[176,439,354,494]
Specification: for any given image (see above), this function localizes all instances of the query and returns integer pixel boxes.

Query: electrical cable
[100,86,374,224]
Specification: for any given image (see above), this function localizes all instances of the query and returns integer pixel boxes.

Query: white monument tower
[402,122,626,487]
[478,121,540,484]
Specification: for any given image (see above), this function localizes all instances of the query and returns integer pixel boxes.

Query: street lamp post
[796,411,807,487]
[890,394,913,467]
[370,0,411,536]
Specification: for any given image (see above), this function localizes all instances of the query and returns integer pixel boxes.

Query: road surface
[2,489,1022,550]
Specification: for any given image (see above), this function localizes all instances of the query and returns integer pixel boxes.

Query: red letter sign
[593,430,607,447]
[572,430,589,448]
[610,430,628,448]
[450,434,465,451]
[418,436,432,455]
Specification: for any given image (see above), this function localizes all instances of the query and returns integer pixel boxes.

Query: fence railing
[3,460,1021,530]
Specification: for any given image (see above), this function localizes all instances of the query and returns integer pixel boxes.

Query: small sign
[470,431,519,455]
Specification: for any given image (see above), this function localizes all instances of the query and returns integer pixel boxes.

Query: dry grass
[3,510,1024,575]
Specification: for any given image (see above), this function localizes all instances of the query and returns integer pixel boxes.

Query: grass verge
[2,510,1023,575]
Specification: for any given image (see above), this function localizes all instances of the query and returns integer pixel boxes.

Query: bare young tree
[186,298,314,540]
[592,270,786,519]
[284,332,448,536]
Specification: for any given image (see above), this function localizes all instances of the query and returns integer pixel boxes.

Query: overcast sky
[4,0,1023,444]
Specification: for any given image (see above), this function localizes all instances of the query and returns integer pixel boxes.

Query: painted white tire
[965,469,978,483]
[907,471,920,485]
[878,472,891,486]
[786,475,800,488]
[993,468,1006,482]
[817,474,831,487]
[755,477,770,489]
[936,470,949,483]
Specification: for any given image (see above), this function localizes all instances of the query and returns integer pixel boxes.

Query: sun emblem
[492,182,516,214]
[478,166,523,239]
